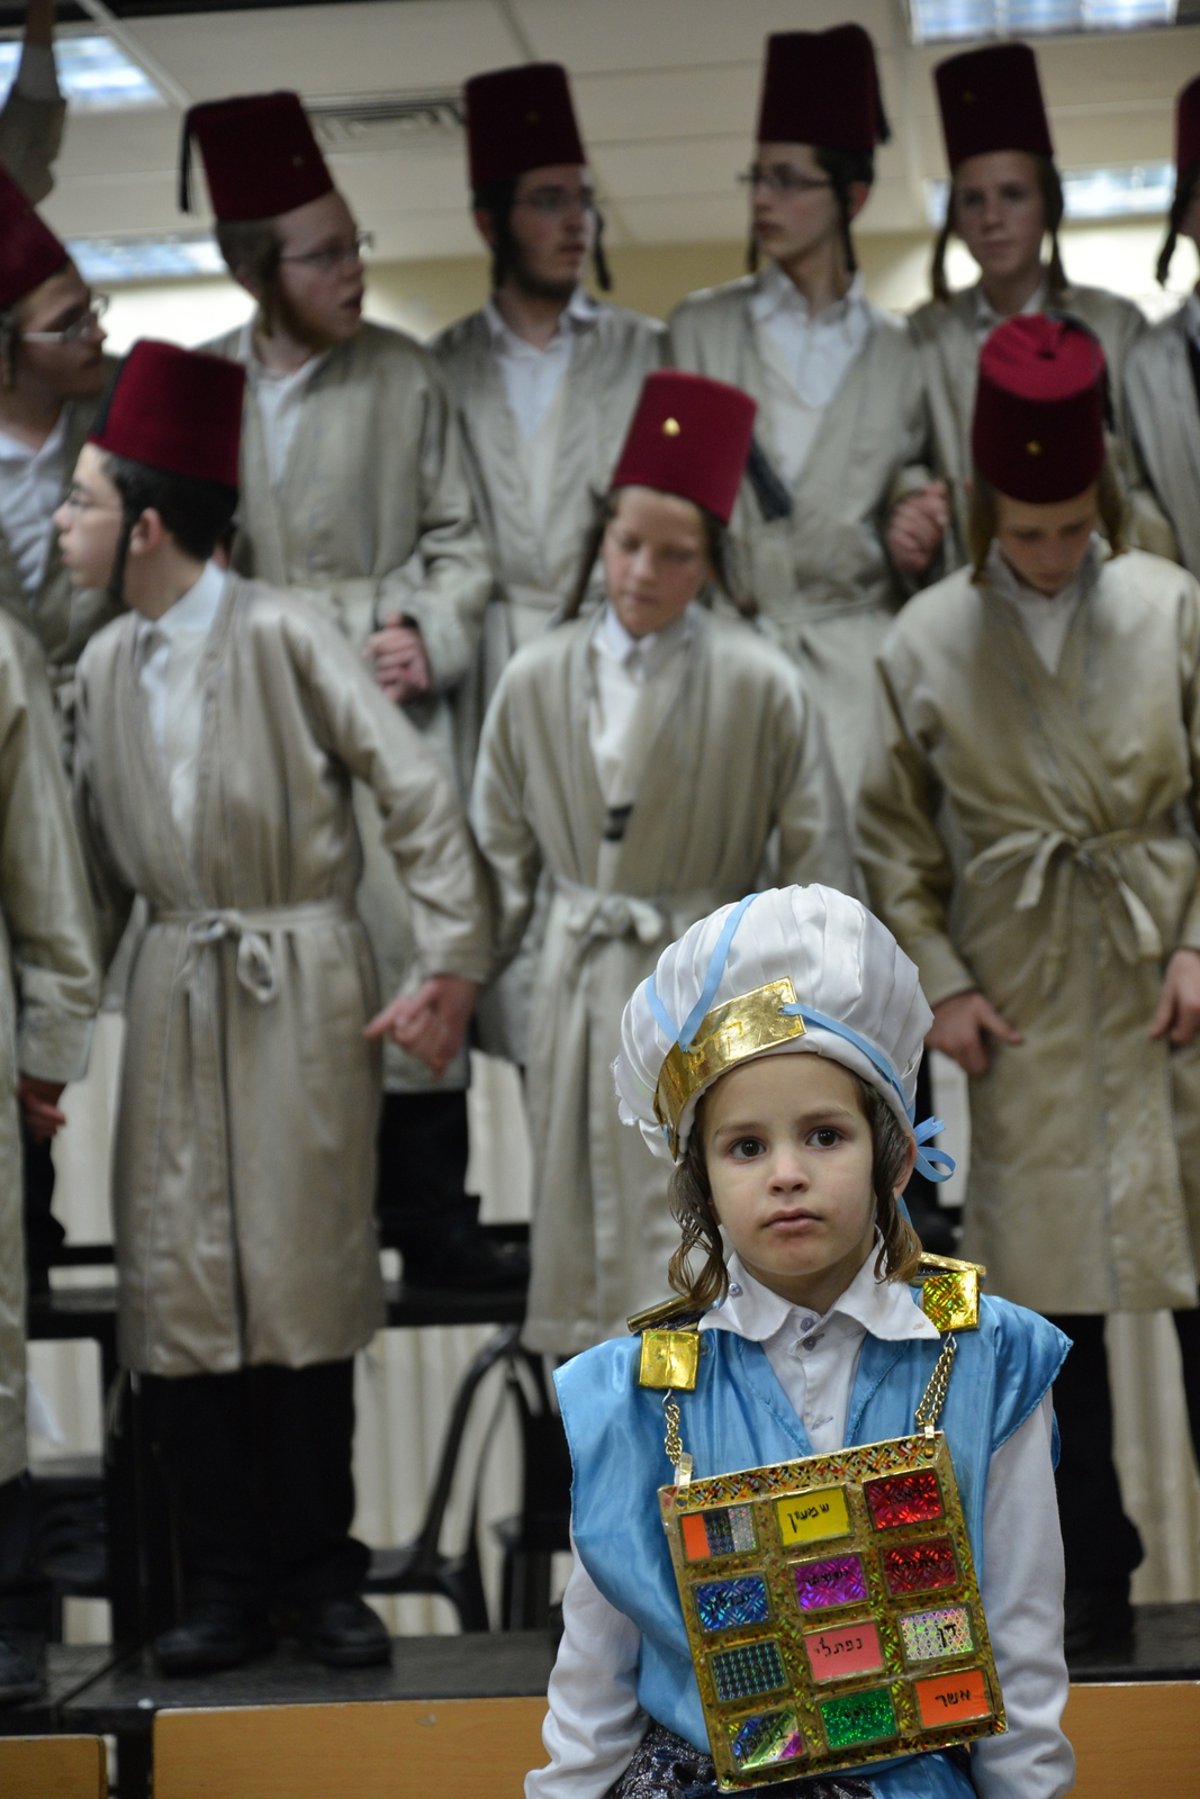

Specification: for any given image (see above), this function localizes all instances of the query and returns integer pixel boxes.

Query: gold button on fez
[662,417,682,437]
[962,88,976,103]
[1025,440,1043,456]
[527,109,540,123]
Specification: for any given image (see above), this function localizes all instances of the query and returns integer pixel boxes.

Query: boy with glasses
[180,91,515,1290]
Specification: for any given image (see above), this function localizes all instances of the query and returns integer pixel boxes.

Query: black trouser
[144,1360,367,1613]
[1045,1305,1200,1591]
[0,1474,49,1634]
[21,1120,64,1292]
[374,1089,475,1253]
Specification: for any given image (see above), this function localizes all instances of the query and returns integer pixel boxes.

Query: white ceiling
[17,0,1200,257]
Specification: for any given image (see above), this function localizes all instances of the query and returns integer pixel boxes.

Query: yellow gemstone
[639,1329,701,1391]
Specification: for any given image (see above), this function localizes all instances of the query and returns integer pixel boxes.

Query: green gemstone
[820,1686,897,1749]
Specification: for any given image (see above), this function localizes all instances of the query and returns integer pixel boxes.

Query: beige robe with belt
[73,579,491,1377]
[1124,302,1200,577]
[0,613,99,1486]
[470,608,853,1354]
[668,277,929,805]
[432,302,663,766]
[0,374,122,768]
[908,283,1170,565]
[207,320,491,1094]
[858,550,1200,1316]
[0,82,64,204]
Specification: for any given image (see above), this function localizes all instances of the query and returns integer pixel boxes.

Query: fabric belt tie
[965,822,1170,996]
[556,880,721,948]
[152,898,351,1006]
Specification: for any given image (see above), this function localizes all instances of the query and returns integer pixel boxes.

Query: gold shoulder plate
[627,1296,703,1392]
[916,1253,985,1333]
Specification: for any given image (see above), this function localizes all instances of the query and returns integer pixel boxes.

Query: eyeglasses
[278,231,374,274]
[737,167,834,196]
[512,188,597,218]
[22,294,110,345]
[60,484,121,515]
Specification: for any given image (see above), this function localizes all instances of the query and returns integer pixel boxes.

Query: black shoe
[0,1633,44,1707]
[1064,1584,1134,1658]
[297,1595,391,1669]
[154,1600,274,1675]
[401,1228,529,1293]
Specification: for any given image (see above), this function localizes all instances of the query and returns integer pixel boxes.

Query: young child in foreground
[527,884,1073,1799]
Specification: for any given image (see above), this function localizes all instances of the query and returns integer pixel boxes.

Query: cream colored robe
[1124,302,1200,577]
[858,550,1200,1316]
[73,579,491,1377]
[0,82,64,204]
[470,609,854,1354]
[668,277,929,805]
[908,283,1169,565]
[0,373,122,768]
[0,613,99,1486]
[207,320,492,1094]
[432,302,663,764]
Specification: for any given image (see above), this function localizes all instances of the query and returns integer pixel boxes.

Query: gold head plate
[654,978,806,1157]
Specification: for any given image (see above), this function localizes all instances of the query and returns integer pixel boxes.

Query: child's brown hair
[966,461,1127,582]
[666,1066,922,1309]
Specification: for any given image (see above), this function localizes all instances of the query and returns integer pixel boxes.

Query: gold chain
[663,1392,693,1486]
[914,1332,958,1438]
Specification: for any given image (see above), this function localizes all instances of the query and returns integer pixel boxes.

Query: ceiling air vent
[307,91,464,154]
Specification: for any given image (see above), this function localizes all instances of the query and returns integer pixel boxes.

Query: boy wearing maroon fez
[858,315,1200,1658]
[0,166,116,1296]
[179,90,519,1292]
[58,340,492,1675]
[469,369,851,1355]
[434,60,662,1071]
[667,25,939,813]
[0,2,66,208]
[1125,75,1200,580]
[907,40,1161,570]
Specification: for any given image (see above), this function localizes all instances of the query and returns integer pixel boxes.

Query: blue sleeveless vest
[556,1292,1067,1799]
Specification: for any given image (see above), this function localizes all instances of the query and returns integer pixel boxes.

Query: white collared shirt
[239,322,329,489]
[0,408,68,598]
[587,601,694,807]
[750,263,871,483]
[528,1250,1072,1799]
[483,287,599,441]
[987,536,1101,675]
[134,561,226,837]
[975,278,1048,342]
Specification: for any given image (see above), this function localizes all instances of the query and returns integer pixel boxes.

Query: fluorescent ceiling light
[926,161,1175,224]
[908,1,1176,44]
[69,235,225,283]
[0,33,163,111]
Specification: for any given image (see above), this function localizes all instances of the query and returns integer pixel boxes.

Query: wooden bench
[154,1695,548,1797]
[0,1734,105,1799]
[150,1680,1200,1799]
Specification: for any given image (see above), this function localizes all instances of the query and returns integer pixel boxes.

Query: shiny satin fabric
[859,552,1200,1314]
[0,618,100,1484]
[558,1297,1066,1796]
[470,608,852,1355]
[667,279,928,804]
[73,578,490,1376]
[207,317,491,1097]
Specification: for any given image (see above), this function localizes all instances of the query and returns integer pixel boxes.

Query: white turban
[614,885,948,1175]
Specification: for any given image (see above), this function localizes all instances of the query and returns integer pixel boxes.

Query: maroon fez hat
[465,63,586,191]
[1176,76,1200,178]
[90,341,245,489]
[757,25,890,152]
[0,162,69,307]
[972,315,1106,503]
[935,43,1053,171]
[609,371,757,525]
[179,90,333,220]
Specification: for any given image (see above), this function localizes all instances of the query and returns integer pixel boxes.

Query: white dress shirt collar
[135,559,227,651]
[974,278,1048,338]
[700,1246,940,1347]
[750,261,866,331]
[595,599,695,679]
[483,286,600,350]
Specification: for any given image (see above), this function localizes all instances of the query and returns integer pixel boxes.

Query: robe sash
[151,897,352,1005]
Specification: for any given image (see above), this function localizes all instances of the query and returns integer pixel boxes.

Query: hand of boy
[1149,947,1200,1046]
[17,1074,68,1142]
[364,974,479,1079]
[926,989,1023,1077]
[885,481,950,576]
[365,619,432,704]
